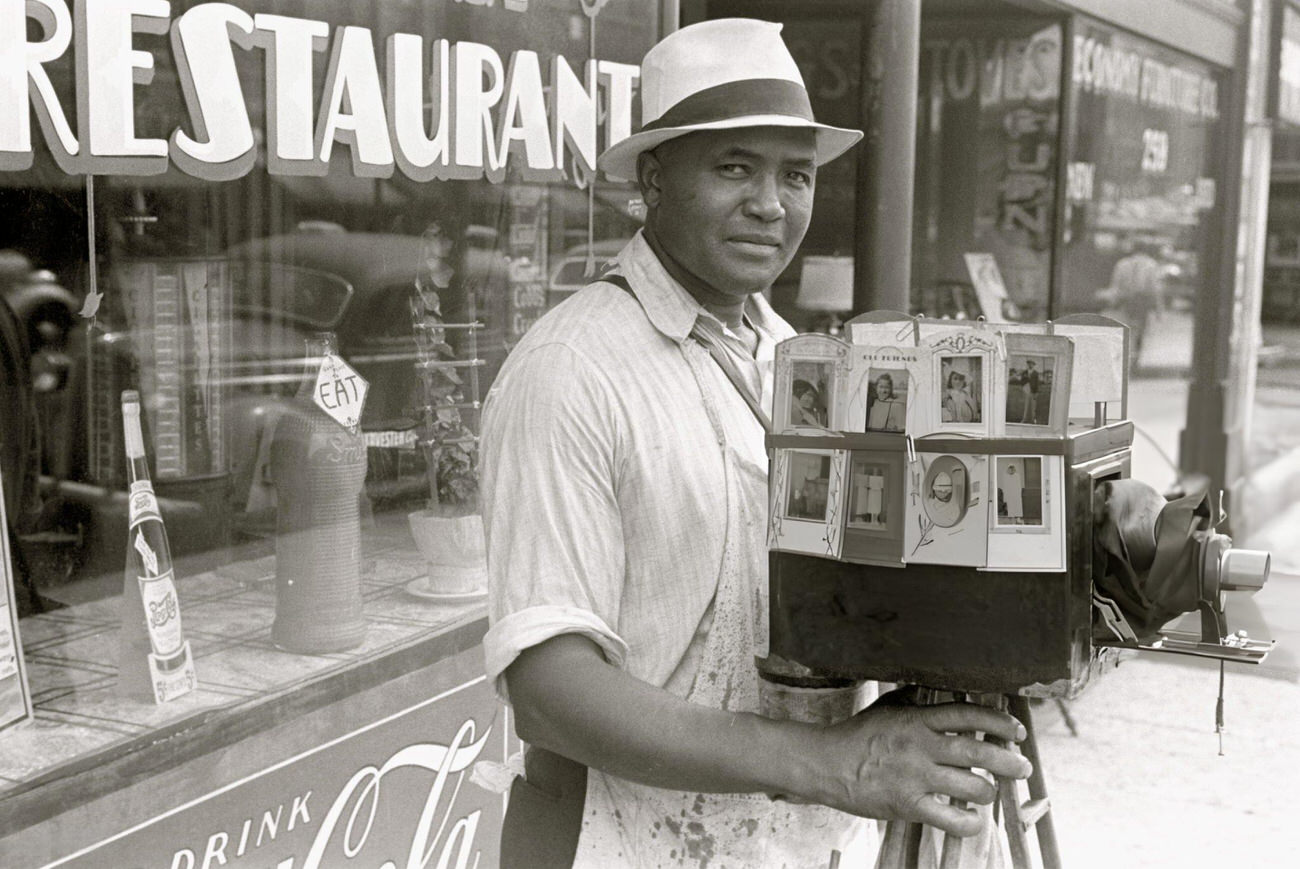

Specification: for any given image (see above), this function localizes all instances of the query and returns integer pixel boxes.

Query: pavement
[1024,316,1300,868]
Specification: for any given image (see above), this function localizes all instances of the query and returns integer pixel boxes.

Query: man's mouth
[727,235,783,253]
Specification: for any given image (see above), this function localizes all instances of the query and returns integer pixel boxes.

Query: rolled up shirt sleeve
[480,341,631,701]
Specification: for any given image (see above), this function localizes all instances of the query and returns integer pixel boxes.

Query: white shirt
[480,231,790,700]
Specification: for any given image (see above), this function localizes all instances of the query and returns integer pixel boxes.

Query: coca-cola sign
[50,675,516,868]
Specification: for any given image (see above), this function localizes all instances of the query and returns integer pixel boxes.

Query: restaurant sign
[48,675,518,869]
[0,0,639,182]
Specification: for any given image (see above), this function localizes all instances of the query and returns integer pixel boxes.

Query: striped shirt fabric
[480,230,793,699]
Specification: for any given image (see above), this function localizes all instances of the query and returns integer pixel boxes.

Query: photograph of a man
[481,18,1030,868]
[1006,354,1051,426]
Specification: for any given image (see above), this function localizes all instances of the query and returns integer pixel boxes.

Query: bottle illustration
[270,332,368,653]
[117,390,197,703]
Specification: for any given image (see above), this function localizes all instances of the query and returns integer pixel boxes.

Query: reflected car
[547,240,627,305]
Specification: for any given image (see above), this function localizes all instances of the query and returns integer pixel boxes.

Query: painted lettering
[316,25,394,176]
[170,3,257,180]
[257,804,283,848]
[0,0,79,171]
[253,13,330,174]
[451,41,504,178]
[550,56,597,182]
[289,791,312,830]
[2,2,640,183]
[387,34,453,181]
[77,0,171,174]
[301,719,491,869]
[494,49,556,181]
[200,830,229,869]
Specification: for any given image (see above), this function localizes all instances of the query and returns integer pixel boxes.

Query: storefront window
[913,15,1062,322]
[1,0,656,793]
[1059,17,1226,378]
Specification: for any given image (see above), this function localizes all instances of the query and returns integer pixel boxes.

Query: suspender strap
[598,273,773,434]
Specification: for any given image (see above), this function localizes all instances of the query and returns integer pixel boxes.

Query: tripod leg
[1009,695,1061,869]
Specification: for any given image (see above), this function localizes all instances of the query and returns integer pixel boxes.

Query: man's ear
[636,149,662,207]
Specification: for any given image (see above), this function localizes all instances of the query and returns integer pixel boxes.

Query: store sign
[1072,28,1220,121]
[51,675,516,869]
[0,0,639,183]
[1273,3,1300,127]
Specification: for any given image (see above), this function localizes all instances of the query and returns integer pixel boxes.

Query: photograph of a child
[939,355,982,424]
[996,457,1044,526]
[922,458,967,528]
[789,361,831,428]
[864,368,908,432]
[786,452,832,521]
[1006,355,1053,426]
[848,459,889,529]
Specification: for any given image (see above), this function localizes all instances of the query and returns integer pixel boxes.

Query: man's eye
[719,163,749,177]
[787,171,813,186]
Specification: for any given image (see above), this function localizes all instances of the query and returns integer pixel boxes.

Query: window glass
[913,16,1062,322]
[0,0,656,789]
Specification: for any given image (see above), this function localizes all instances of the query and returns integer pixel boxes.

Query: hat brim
[597,115,864,182]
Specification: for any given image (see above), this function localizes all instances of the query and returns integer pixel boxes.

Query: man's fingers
[919,702,1027,744]
[908,793,986,838]
[926,765,999,806]
[928,733,1033,781]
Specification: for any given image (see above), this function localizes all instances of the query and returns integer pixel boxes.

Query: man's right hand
[806,689,1031,837]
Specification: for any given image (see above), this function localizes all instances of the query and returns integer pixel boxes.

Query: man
[1020,359,1039,424]
[1104,242,1166,370]
[481,19,1030,867]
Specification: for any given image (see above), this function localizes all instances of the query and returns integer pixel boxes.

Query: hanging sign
[312,354,369,431]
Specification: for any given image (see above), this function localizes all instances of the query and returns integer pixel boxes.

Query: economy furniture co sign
[0,0,640,182]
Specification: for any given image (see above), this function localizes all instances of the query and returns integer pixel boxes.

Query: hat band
[640,78,815,133]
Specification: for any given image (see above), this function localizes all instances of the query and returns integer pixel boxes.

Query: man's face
[639,126,817,296]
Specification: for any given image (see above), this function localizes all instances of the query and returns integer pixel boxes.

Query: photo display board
[770,313,1118,573]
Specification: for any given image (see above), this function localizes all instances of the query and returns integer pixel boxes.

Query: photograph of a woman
[995,456,1044,527]
[865,369,907,432]
[788,360,831,428]
[940,356,982,424]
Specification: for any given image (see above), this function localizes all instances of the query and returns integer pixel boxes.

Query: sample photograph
[939,355,983,424]
[785,452,833,521]
[996,456,1045,527]
[1006,354,1054,426]
[789,360,832,427]
[921,455,969,528]
[864,368,908,432]
[848,458,889,529]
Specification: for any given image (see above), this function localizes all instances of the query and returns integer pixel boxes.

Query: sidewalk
[1038,319,1300,868]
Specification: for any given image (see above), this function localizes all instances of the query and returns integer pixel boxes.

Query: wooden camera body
[766,423,1134,699]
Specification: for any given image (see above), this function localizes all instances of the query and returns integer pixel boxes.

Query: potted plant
[406,223,487,595]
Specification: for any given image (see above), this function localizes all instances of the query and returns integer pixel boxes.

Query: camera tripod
[874,692,1060,869]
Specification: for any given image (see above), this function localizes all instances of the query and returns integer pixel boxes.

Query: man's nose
[743,173,785,221]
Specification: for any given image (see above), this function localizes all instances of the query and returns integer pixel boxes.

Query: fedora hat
[597,18,864,181]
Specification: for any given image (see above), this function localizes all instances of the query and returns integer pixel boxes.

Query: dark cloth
[500,747,587,869]
[1092,488,1210,641]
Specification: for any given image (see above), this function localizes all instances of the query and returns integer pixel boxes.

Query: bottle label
[128,481,161,529]
[148,641,198,705]
[138,570,185,658]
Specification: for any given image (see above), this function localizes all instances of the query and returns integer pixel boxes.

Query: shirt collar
[614,230,792,346]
